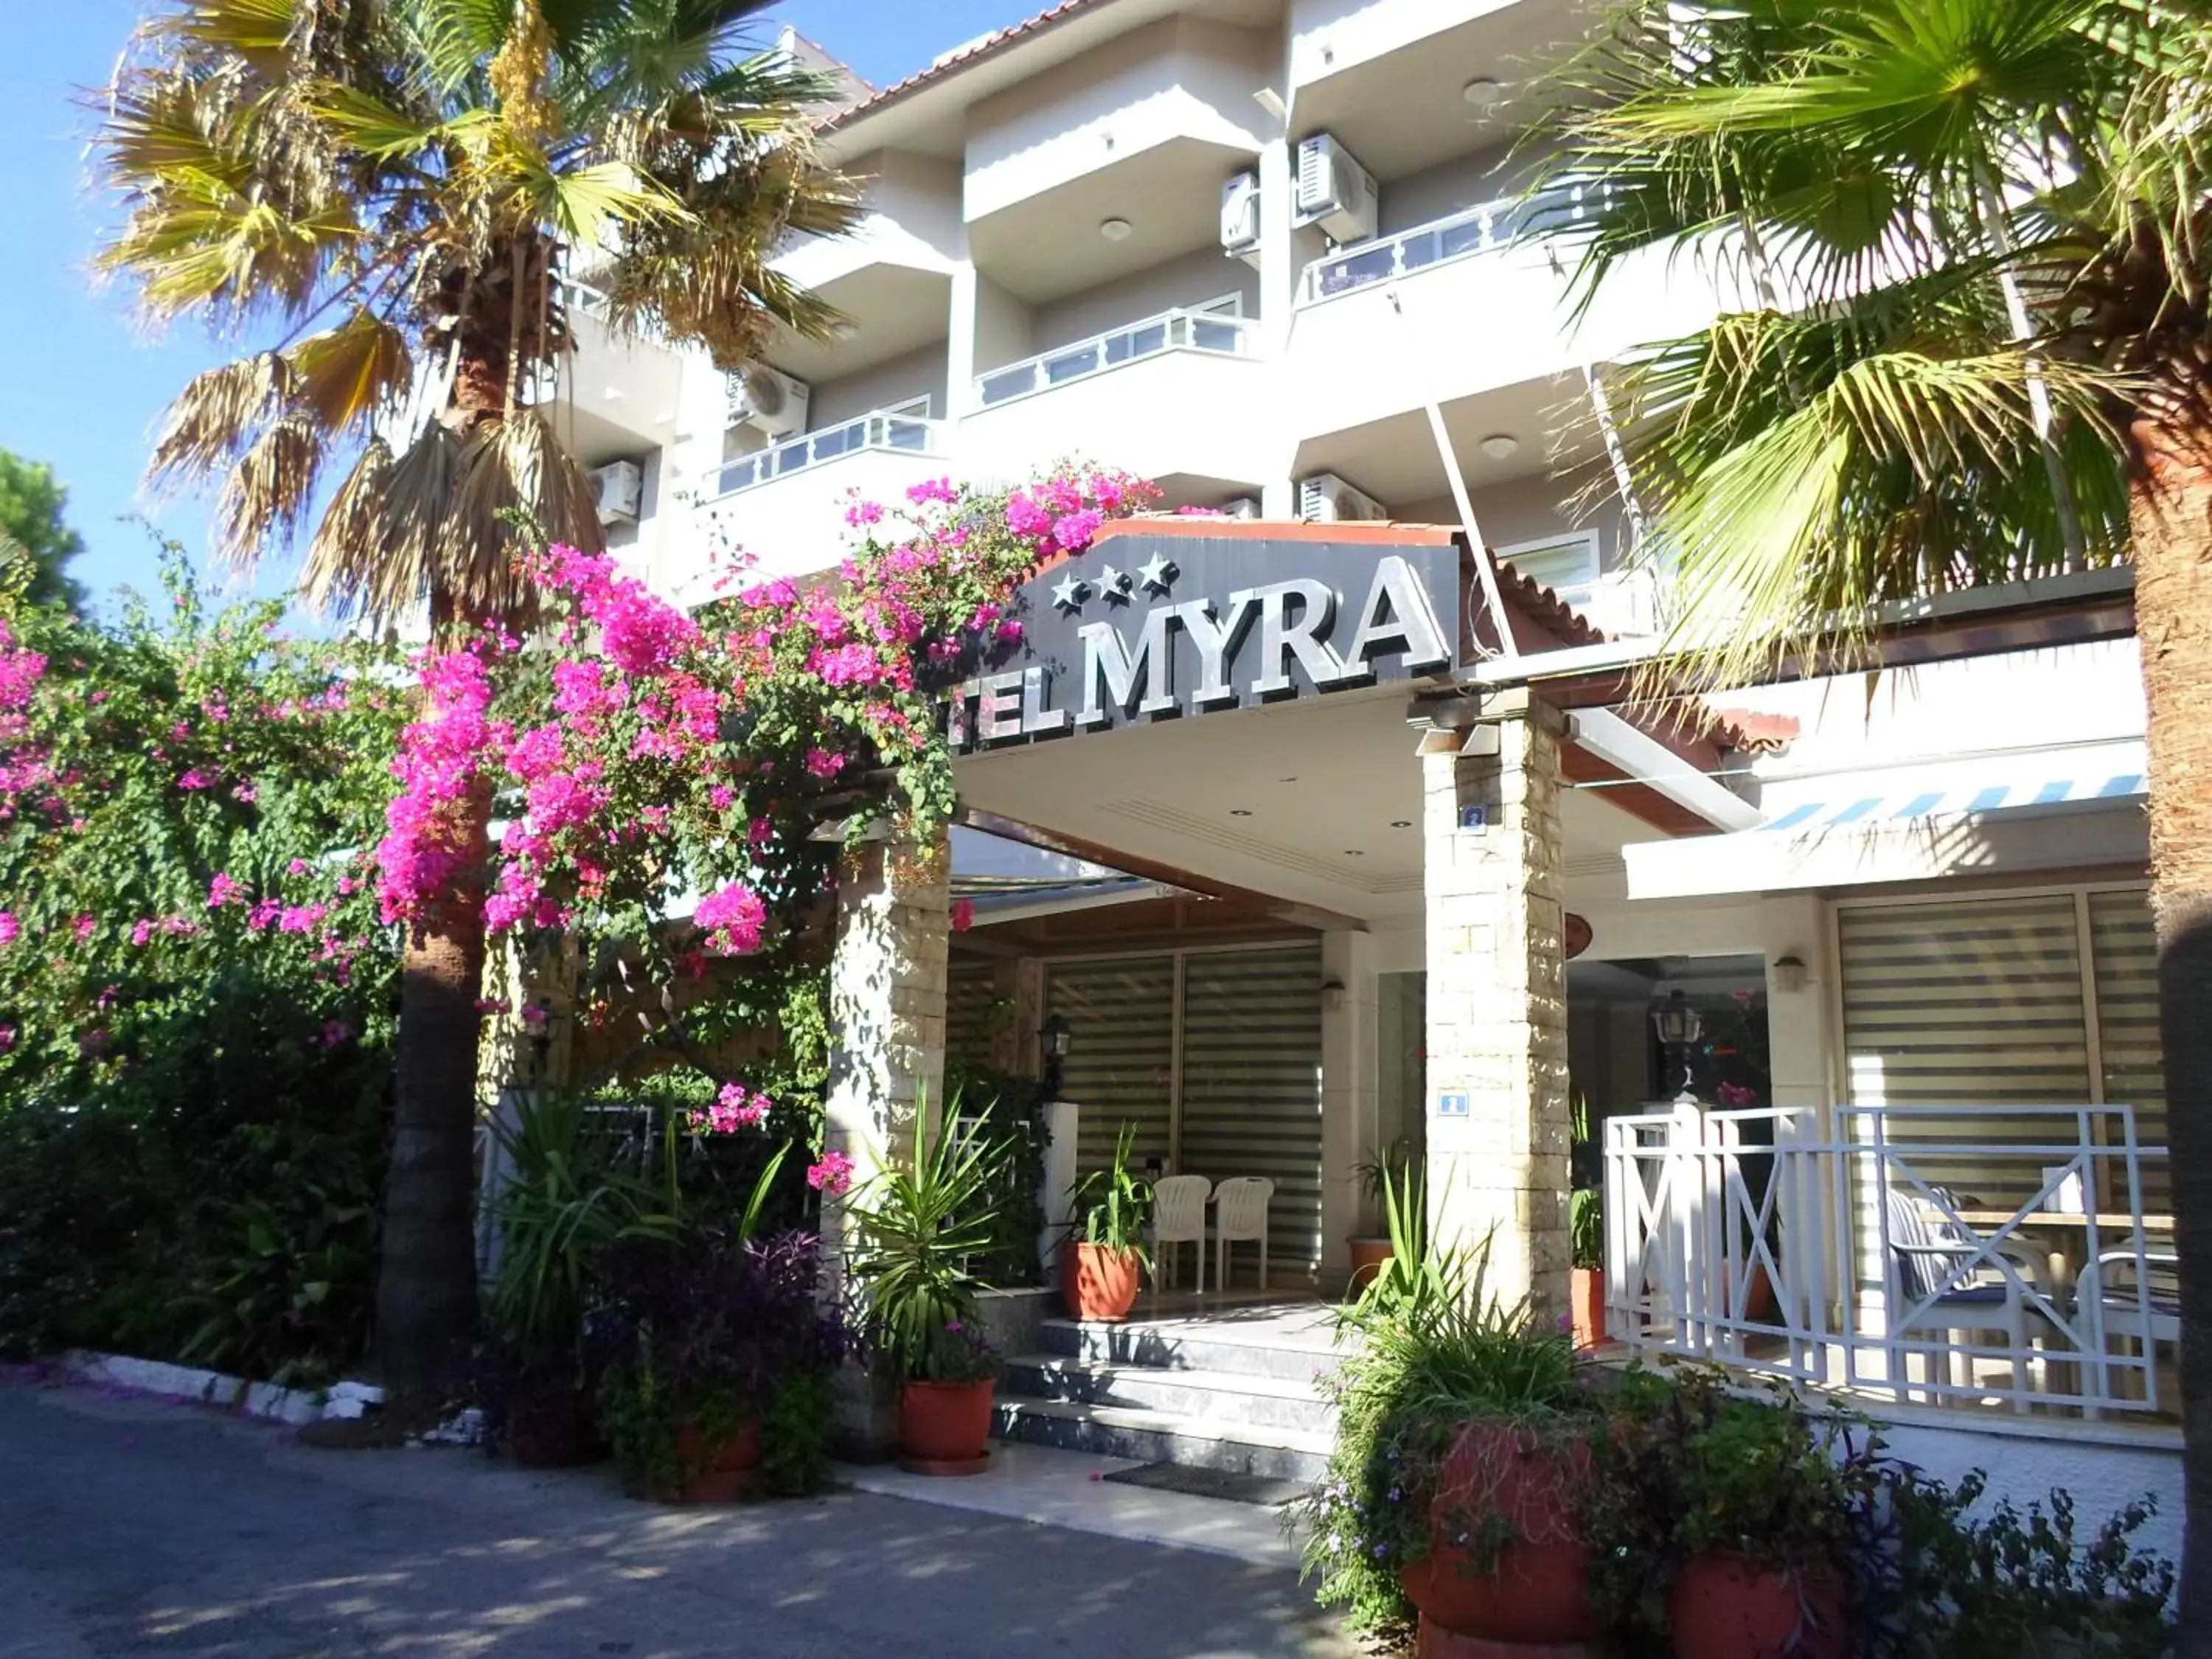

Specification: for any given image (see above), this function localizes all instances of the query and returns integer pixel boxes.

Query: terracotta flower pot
[1397,1422,1610,1655]
[1669,1551,1848,1659]
[1062,1240,1142,1321]
[1346,1237,1394,1296]
[1570,1267,1609,1351]
[899,1378,995,1475]
[667,1416,762,1504]
[505,1380,597,1469]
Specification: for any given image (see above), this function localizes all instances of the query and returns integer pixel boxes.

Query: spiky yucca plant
[93,0,856,1396]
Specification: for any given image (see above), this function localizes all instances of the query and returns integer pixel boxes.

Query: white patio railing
[1603,1101,2171,1417]
[1296,185,1604,307]
[710,408,946,499]
[975,308,1258,408]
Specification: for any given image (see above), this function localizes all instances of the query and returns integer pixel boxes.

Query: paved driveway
[0,1377,1352,1658]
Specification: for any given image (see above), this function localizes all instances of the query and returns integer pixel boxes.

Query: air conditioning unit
[1220,170,1262,265]
[1297,472,1389,524]
[1294,133,1380,244]
[725,364,810,439]
[1220,495,1263,520]
[591,459,644,527]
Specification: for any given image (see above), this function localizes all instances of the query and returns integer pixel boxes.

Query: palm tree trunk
[2128,412,2212,1635]
[373,748,491,1404]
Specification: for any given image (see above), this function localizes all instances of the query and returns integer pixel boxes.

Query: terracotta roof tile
[828,1,1108,126]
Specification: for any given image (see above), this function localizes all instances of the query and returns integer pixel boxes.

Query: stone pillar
[1422,692,1573,1320]
[821,830,950,1454]
[1320,930,1380,1293]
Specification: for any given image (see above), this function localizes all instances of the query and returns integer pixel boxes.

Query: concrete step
[991,1395,1333,1484]
[1037,1312,1346,1384]
[1002,1354,1339,1437]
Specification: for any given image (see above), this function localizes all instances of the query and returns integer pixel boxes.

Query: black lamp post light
[1040,1012,1074,1095]
[1651,989,1703,1102]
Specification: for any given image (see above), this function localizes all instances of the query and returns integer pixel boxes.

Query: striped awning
[1623,751,2149,901]
[1753,770,2146,835]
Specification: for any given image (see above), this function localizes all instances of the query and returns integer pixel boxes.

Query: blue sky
[0,1,1026,612]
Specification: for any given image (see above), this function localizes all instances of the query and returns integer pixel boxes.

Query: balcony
[712,409,945,498]
[1284,192,1726,438]
[672,410,951,593]
[961,309,1273,486]
[542,278,689,460]
[977,307,1257,407]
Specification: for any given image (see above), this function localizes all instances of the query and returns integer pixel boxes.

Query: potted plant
[483,1091,676,1467]
[592,1146,853,1502]
[1569,1186,1607,1350]
[1347,1136,1412,1296]
[841,1099,1009,1474]
[1060,1121,1150,1321]
[1593,1371,1859,1659]
[1296,1166,1618,1652]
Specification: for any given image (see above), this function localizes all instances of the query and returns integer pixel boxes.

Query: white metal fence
[1602,1101,2172,1416]
[1296,185,1605,305]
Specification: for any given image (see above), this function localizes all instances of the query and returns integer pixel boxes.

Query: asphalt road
[0,1377,1354,1658]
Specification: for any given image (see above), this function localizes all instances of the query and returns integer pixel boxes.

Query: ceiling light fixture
[1479,432,1520,461]
[1229,808,1253,817]
[1461,76,1504,109]
[1099,217,1133,242]
[1390,819,1413,829]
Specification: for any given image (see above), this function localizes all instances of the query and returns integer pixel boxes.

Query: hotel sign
[948,530,1461,749]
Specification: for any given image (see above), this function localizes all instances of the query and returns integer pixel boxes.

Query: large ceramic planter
[899,1378,995,1475]
[1062,1240,1142,1321]
[1397,1423,1610,1658]
[1669,1551,1848,1659]
[1346,1237,1394,1296]
[666,1416,762,1504]
[505,1380,598,1469]
[1570,1267,1609,1351]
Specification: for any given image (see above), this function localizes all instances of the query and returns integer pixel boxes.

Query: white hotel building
[557,3,2179,1542]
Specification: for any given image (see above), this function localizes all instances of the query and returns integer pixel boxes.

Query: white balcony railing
[975,308,1258,408]
[710,409,945,499]
[1297,187,1602,307]
[1603,1101,2172,1419]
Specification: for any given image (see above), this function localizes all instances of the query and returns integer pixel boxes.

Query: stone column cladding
[1422,691,1573,1320]
[821,830,951,1455]
[1319,930,1379,1292]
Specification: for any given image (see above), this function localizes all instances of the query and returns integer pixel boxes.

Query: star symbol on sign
[1051,573,1088,613]
[1137,553,1178,595]
[1096,564,1133,604]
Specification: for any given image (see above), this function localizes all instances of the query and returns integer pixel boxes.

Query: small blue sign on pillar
[1436,1091,1470,1119]
[1458,804,1487,831]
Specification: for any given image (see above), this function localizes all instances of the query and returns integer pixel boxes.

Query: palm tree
[1531,0,2212,1623]
[93,0,855,1399]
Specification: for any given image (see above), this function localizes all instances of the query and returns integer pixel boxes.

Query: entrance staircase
[992,1300,1343,1482]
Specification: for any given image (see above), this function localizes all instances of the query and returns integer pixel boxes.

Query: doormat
[1100,1462,1308,1507]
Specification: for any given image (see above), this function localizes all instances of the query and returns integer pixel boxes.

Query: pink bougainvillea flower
[71,914,96,942]
[804,747,846,780]
[0,912,17,947]
[288,858,311,876]
[807,1150,857,1196]
[694,880,767,955]
[694,1080,773,1134]
[0,1024,14,1054]
[206,872,245,908]
[129,919,154,947]
[176,769,215,790]
[951,898,975,934]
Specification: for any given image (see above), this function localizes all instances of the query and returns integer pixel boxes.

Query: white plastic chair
[2079,1247,2180,1408]
[1879,1187,2056,1410]
[1213,1178,1275,1291]
[1149,1175,1211,1293]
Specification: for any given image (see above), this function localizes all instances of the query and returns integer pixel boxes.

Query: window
[1498,532,1600,605]
[1834,883,2166,1208]
[885,393,932,418]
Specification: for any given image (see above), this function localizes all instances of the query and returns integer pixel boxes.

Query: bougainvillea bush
[0,552,407,1380]
[388,466,1152,1160]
